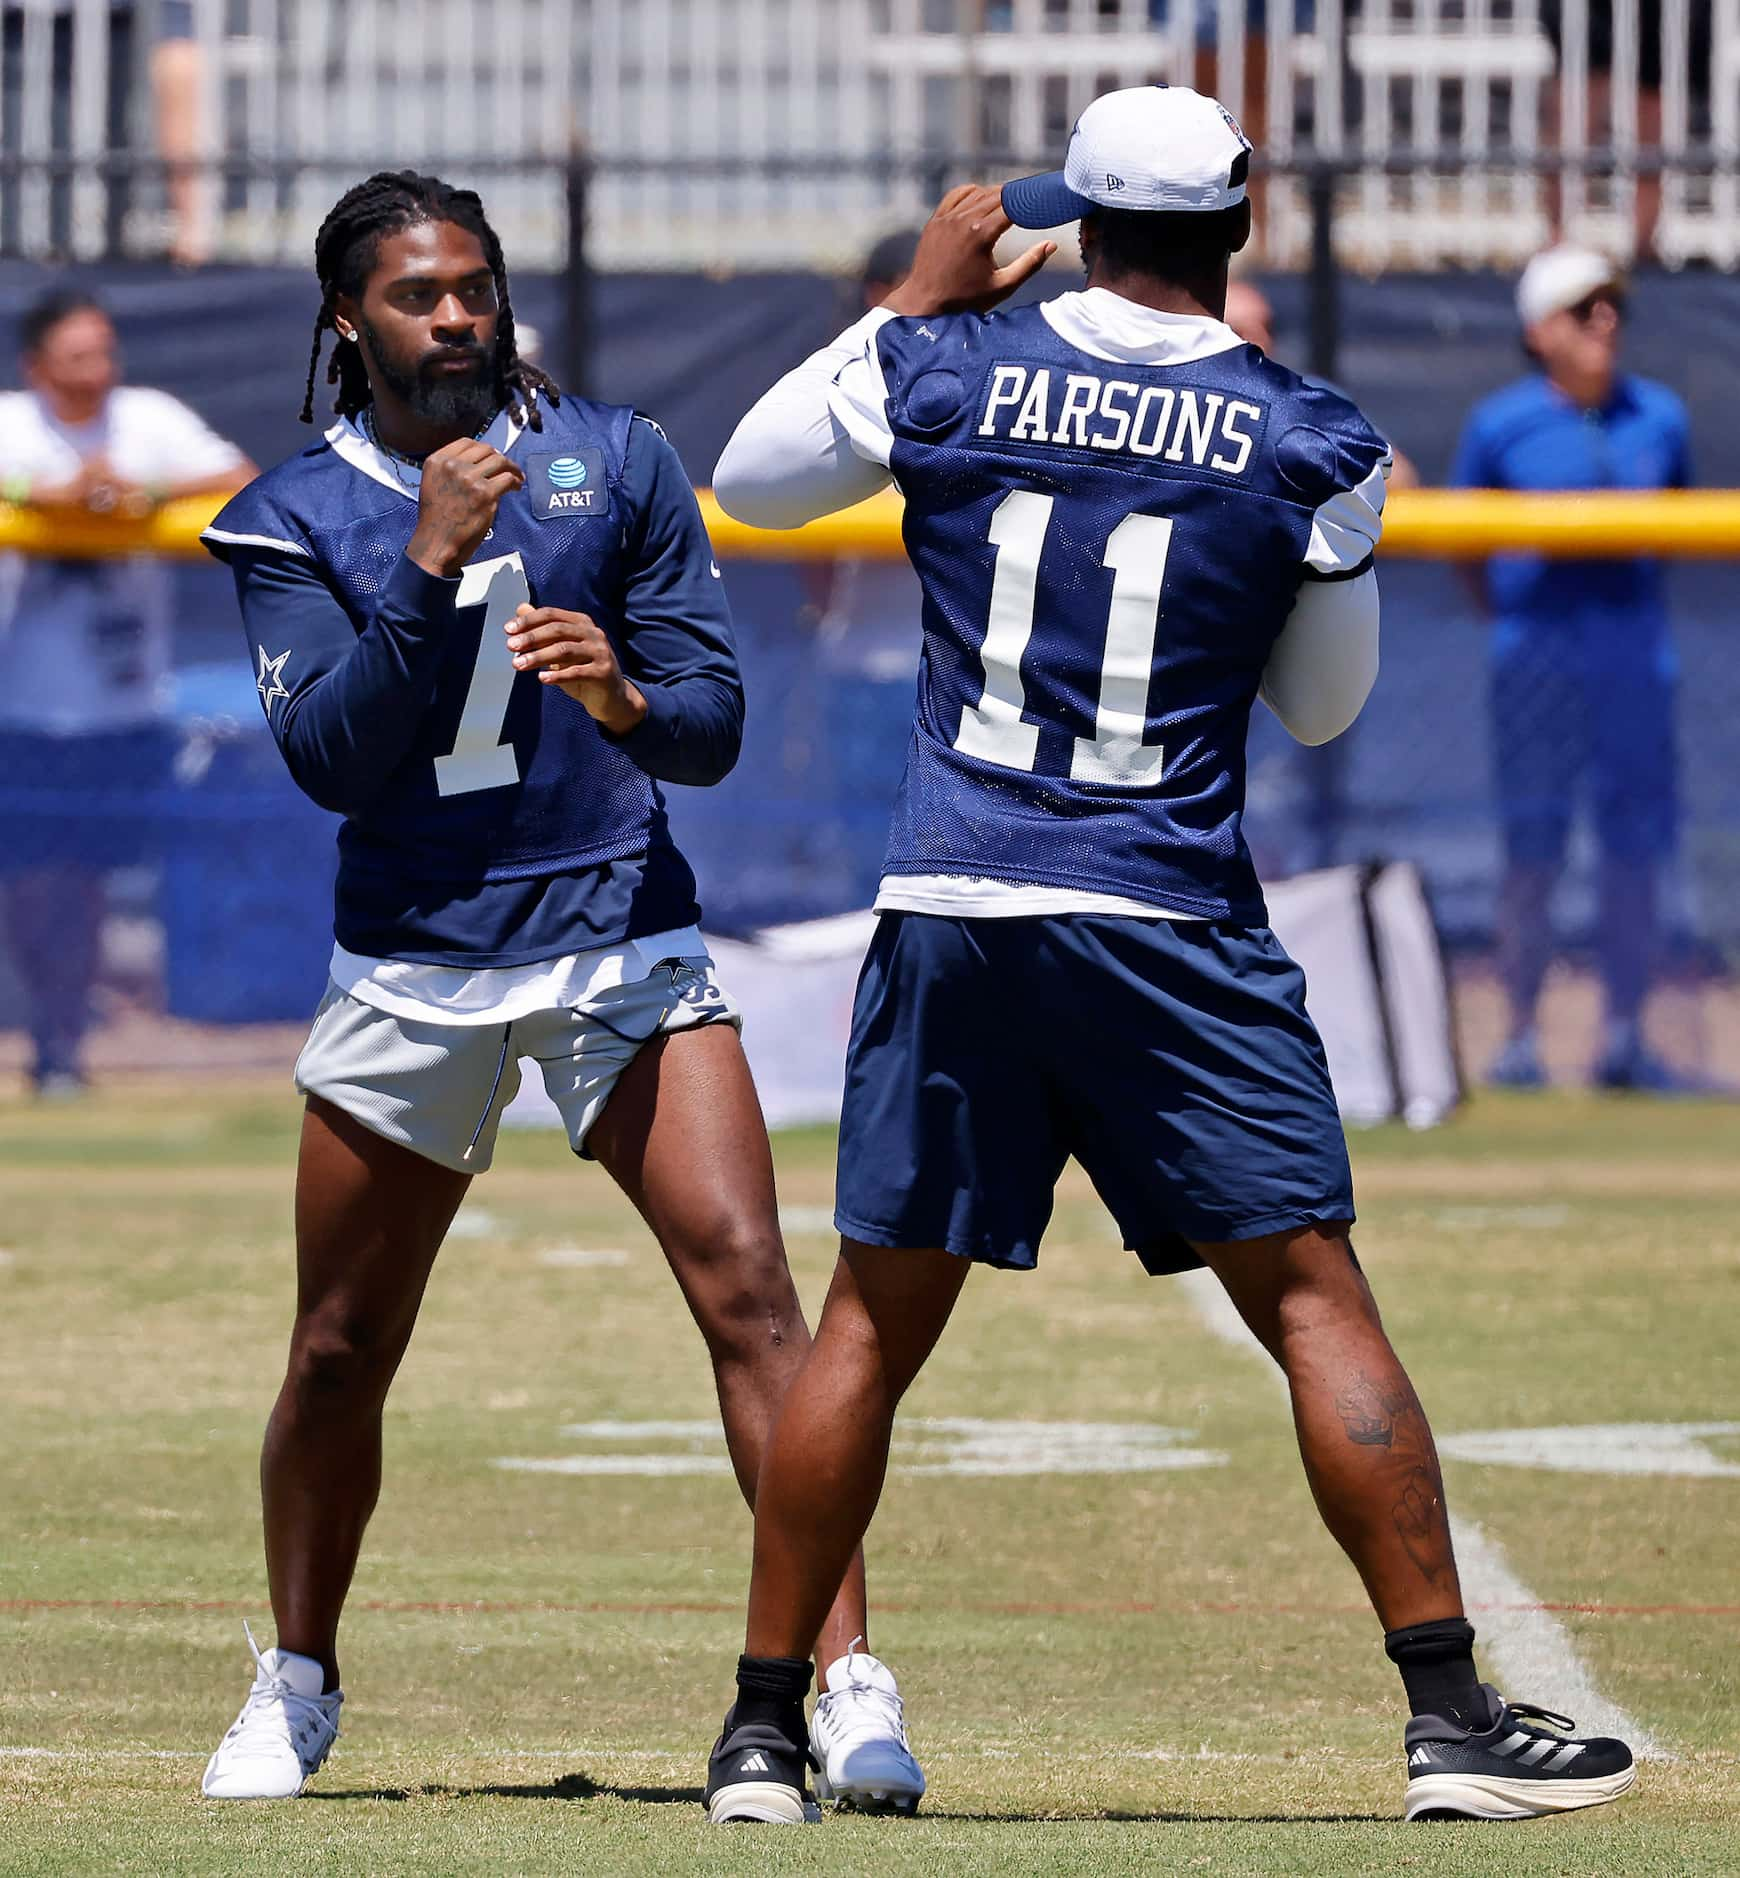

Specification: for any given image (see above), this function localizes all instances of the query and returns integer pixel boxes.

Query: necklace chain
[361,404,497,480]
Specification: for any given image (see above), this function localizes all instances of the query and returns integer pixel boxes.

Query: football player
[704,90,1636,1825]
[197,170,921,1809]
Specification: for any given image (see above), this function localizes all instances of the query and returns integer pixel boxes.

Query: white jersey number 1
[953,490,1172,788]
[434,551,530,798]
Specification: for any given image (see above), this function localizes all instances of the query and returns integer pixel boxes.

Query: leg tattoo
[1334,1368,1453,1590]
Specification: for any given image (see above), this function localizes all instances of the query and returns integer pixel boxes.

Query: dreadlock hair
[300,169,560,430]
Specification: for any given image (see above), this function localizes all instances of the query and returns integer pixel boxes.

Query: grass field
[2,1081,1736,1875]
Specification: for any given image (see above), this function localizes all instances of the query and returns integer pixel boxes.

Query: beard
[359,316,499,435]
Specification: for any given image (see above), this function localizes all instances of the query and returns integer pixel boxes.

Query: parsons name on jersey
[976,364,1264,477]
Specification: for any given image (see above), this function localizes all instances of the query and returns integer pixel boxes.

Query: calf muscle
[1198,1227,1463,1629]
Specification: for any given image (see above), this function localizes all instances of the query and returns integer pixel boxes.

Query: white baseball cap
[1516,245,1625,329]
[1002,85,1253,228]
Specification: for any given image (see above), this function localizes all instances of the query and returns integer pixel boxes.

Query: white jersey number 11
[954,490,1171,788]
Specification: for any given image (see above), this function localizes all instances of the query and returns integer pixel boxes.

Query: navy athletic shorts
[833,911,1354,1276]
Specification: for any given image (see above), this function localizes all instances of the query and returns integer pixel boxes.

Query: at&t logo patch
[528,448,608,519]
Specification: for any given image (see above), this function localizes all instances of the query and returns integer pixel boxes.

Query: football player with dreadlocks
[196,172,925,1808]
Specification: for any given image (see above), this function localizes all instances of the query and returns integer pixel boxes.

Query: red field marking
[4,1596,1736,1619]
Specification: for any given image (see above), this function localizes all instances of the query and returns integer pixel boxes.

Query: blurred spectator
[0,288,252,1095]
[1452,245,1691,1092]
[805,227,927,905]
[1539,0,1713,261]
[0,1,209,263]
[1224,277,1419,487]
[1223,278,1277,356]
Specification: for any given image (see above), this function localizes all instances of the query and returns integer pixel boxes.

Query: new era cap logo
[738,1751,770,1773]
[1105,172,1126,191]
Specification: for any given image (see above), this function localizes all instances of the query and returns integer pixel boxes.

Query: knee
[1272,1239,1384,1346]
[675,1218,805,1365]
[1220,1226,1374,1354]
[285,1308,406,1411]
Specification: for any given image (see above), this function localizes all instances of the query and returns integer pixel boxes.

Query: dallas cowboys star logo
[256,644,291,715]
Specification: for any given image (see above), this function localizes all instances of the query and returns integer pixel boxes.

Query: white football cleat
[809,1640,926,1815]
[201,1624,342,1799]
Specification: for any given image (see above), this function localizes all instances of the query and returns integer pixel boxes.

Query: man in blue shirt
[1452,246,1691,1091]
[194,170,920,1807]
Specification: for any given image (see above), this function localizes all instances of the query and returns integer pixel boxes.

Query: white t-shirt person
[0,384,249,733]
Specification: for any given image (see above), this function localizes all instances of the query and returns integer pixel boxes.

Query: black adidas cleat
[1404,1684,1637,1821]
[704,1711,821,1824]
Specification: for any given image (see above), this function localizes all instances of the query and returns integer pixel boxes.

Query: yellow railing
[5,488,1740,561]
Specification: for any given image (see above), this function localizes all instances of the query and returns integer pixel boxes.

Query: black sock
[732,1654,812,1741]
[1384,1617,1483,1729]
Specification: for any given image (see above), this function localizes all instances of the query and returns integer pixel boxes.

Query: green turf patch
[2,1086,1736,1872]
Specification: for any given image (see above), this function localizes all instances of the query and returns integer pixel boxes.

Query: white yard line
[1173,1269,1660,1756]
[0,1748,205,1759]
[0,1744,1285,1765]
[446,1207,503,1240]
[777,1204,838,1236]
[536,1247,632,1269]
[1430,1205,1571,1231]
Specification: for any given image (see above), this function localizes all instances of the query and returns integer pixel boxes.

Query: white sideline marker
[0,1743,1274,1765]
[537,1247,631,1269]
[1172,1268,1661,1757]
[1431,1205,1571,1231]
[777,1204,838,1237]
[447,1207,503,1241]
[1439,1422,1740,1480]
[497,1417,1227,1479]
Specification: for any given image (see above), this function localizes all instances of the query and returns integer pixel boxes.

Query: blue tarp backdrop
[2,261,1736,1021]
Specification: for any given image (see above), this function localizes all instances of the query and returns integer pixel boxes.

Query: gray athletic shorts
[294,955,741,1174]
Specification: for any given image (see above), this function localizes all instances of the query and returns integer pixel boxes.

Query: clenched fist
[507,604,647,735]
[408,438,525,579]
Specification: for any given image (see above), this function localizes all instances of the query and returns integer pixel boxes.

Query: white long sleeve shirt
[0,387,249,733]
[714,293,1384,920]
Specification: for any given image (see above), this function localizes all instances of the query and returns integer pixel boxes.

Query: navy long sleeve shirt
[206,402,743,964]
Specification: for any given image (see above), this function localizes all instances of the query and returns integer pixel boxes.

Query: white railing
[1,0,1731,269]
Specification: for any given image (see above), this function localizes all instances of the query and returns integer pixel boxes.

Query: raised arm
[715,186,1053,531]
[711,310,900,528]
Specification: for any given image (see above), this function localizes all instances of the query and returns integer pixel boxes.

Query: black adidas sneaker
[1403,1683,1637,1821]
[704,1711,821,1824]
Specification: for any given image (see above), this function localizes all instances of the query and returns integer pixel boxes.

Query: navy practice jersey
[203,398,742,966]
[829,293,1391,922]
